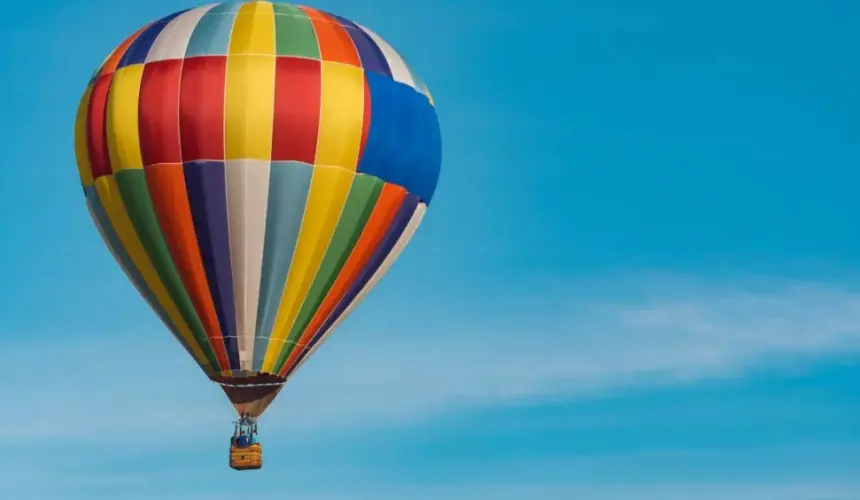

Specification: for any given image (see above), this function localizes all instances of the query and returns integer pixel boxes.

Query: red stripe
[87,74,113,180]
[271,57,321,163]
[139,59,183,166]
[179,56,226,161]
[145,163,232,367]
[300,7,361,66]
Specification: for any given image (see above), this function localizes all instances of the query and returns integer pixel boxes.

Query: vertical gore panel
[224,54,276,161]
[314,62,364,169]
[146,5,216,63]
[75,86,95,186]
[325,12,391,76]
[118,10,185,68]
[252,161,313,371]
[145,163,234,369]
[87,74,113,179]
[299,6,360,66]
[271,57,321,163]
[97,24,149,79]
[115,168,228,369]
[228,1,275,55]
[225,159,272,371]
[183,161,240,366]
[261,166,354,372]
[180,56,227,161]
[185,2,241,57]
[138,59,182,166]
[91,175,212,370]
[85,187,191,358]
[283,196,422,376]
[359,77,371,162]
[275,175,382,367]
[273,3,320,58]
[354,23,416,88]
[282,183,406,371]
[105,64,145,173]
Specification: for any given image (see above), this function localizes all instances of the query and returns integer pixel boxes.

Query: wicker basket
[229,443,263,470]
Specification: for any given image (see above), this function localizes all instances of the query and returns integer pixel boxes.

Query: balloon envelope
[74,1,441,417]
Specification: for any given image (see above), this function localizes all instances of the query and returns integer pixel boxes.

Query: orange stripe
[299,6,361,66]
[279,183,407,376]
[98,23,152,77]
[145,164,232,367]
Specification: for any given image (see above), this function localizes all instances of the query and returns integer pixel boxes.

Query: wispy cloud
[5,441,860,500]
[276,277,860,427]
[7,445,860,500]
[11,482,860,500]
[4,275,860,442]
[263,483,860,500]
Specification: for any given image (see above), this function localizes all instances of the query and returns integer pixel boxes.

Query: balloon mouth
[209,373,286,387]
[210,373,286,418]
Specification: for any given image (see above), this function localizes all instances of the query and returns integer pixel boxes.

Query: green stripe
[114,170,221,369]
[274,175,383,372]
[273,3,320,58]
[86,187,197,362]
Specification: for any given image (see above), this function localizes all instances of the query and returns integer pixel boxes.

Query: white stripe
[146,4,217,62]
[226,160,272,371]
[285,204,427,379]
[403,60,432,99]
[354,23,417,89]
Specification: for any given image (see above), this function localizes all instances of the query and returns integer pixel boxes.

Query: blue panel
[325,12,392,77]
[185,2,242,57]
[358,73,442,204]
[183,160,240,370]
[413,90,442,203]
[117,10,187,68]
[252,161,314,372]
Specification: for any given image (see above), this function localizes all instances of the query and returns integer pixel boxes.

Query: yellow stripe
[314,62,365,170]
[261,166,355,372]
[229,1,275,55]
[74,86,94,187]
[85,197,213,376]
[283,205,427,381]
[105,64,144,171]
[225,55,276,160]
[93,176,210,368]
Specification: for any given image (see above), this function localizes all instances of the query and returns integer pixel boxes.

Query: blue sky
[1,0,860,498]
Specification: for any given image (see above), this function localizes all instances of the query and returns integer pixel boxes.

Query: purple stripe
[287,194,420,375]
[117,9,188,69]
[326,12,392,77]
[183,161,241,370]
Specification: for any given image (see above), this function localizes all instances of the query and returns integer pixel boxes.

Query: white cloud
[3,276,860,442]
[275,278,860,428]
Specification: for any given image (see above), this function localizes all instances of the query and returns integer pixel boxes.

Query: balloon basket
[230,442,263,470]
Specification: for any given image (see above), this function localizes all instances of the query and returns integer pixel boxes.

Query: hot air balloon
[73,1,441,470]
